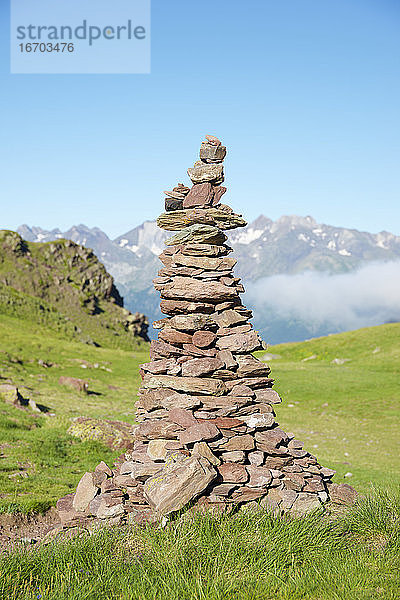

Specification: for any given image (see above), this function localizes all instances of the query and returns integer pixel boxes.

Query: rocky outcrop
[56,136,357,528]
[0,230,149,347]
[67,417,135,450]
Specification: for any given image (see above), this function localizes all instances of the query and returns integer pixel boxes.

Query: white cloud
[245,262,400,331]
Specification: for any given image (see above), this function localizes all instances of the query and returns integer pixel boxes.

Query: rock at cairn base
[56,135,357,528]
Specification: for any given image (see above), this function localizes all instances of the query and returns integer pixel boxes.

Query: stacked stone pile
[56,136,357,528]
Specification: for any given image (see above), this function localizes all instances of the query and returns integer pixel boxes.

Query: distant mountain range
[18,216,400,343]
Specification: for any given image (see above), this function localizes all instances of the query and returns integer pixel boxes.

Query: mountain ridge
[0,230,149,349]
[17,216,400,343]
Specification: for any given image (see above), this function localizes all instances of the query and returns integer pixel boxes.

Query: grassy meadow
[0,314,399,598]
[0,313,149,514]
[1,314,399,512]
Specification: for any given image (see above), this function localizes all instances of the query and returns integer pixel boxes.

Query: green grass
[0,486,399,599]
[0,313,149,513]
[1,314,399,512]
[256,322,400,493]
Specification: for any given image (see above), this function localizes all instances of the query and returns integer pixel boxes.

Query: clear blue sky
[1,0,399,238]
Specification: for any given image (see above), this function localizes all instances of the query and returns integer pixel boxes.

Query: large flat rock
[157,208,246,231]
[161,276,239,303]
[144,452,217,515]
[165,224,227,246]
[142,374,226,396]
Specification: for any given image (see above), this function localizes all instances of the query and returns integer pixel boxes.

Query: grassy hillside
[256,322,400,491]
[0,230,148,350]
[0,314,149,513]
[0,313,399,513]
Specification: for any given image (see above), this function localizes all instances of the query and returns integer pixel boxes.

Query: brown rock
[199,417,244,429]
[283,473,306,491]
[183,183,214,208]
[217,324,252,336]
[200,396,249,410]
[254,389,282,404]
[288,439,304,450]
[136,388,177,411]
[220,451,245,463]
[329,483,358,505]
[216,330,263,353]
[302,477,325,493]
[218,463,248,483]
[169,313,216,331]
[92,495,125,519]
[192,330,217,348]
[73,472,98,512]
[320,467,336,479]
[205,135,222,146]
[161,392,202,410]
[140,359,181,375]
[168,408,198,428]
[280,489,299,510]
[173,254,236,271]
[248,451,264,466]
[246,465,272,488]
[212,483,237,496]
[199,143,226,163]
[143,452,217,515]
[147,439,170,460]
[231,487,266,503]
[134,420,182,441]
[255,428,289,449]
[264,456,292,469]
[182,344,217,357]
[56,494,81,525]
[142,374,225,396]
[181,243,231,257]
[160,299,215,315]
[212,186,227,205]
[217,350,237,369]
[228,384,255,397]
[158,207,245,231]
[95,461,113,477]
[240,413,275,429]
[187,161,224,185]
[291,492,321,515]
[150,340,185,358]
[130,462,163,481]
[164,189,186,199]
[161,276,239,303]
[235,355,271,378]
[166,224,227,246]
[212,310,247,328]
[226,377,274,390]
[193,441,221,466]
[179,422,220,445]
[158,328,193,345]
[181,357,224,377]
[92,470,107,487]
[219,434,255,451]
[114,474,139,487]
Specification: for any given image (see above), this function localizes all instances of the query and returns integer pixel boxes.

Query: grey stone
[73,472,98,512]
[143,452,217,515]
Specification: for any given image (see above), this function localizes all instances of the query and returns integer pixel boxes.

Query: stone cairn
[57,136,356,528]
